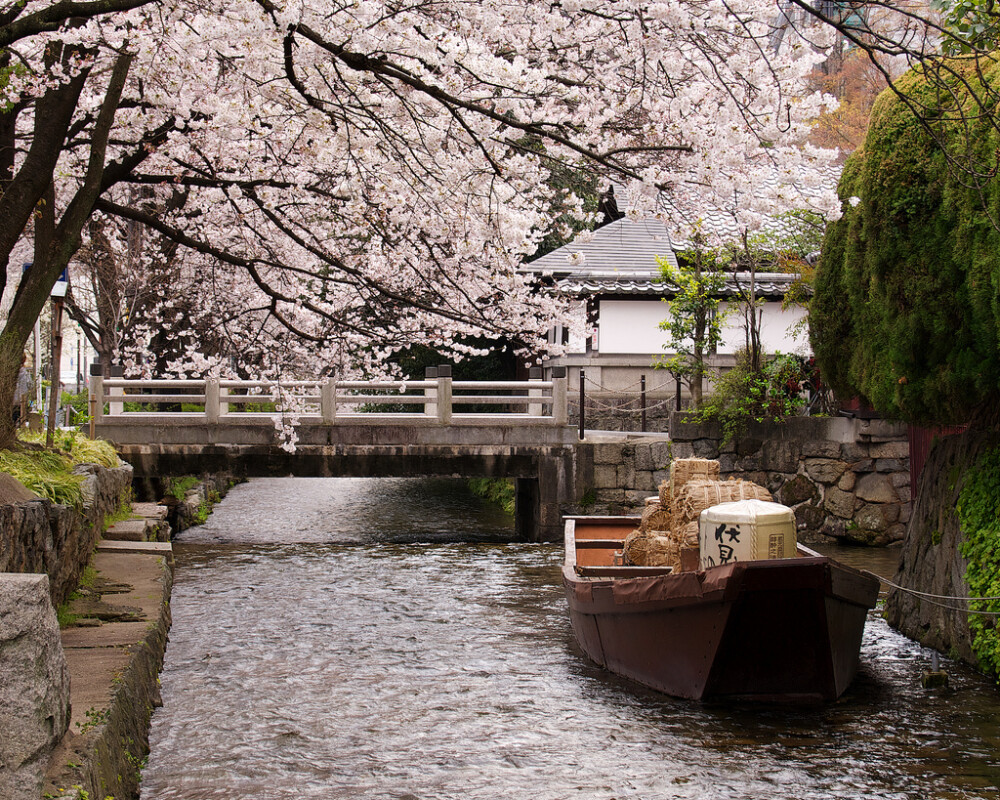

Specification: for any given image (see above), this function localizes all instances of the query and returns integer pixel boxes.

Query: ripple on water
[141,478,1000,800]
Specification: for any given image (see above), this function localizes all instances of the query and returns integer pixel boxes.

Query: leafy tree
[811,56,1000,425]
[655,238,731,408]
[0,1,844,447]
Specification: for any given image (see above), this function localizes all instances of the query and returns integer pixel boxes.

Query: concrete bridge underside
[109,422,582,541]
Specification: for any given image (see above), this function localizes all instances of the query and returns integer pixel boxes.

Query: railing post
[579,369,586,440]
[424,366,438,417]
[640,374,647,432]
[528,366,543,416]
[321,377,337,423]
[436,364,452,424]
[219,384,229,417]
[205,378,220,423]
[551,367,567,426]
[676,376,682,411]
[109,364,123,416]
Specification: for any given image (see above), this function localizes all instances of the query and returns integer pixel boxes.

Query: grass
[103,501,137,531]
[165,475,200,501]
[0,447,85,506]
[56,564,99,628]
[1,430,120,507]
[20,429,119,468]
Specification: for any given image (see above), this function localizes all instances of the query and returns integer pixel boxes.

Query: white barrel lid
[699,498,794,524]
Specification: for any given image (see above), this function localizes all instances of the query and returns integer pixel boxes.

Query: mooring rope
[864,571,1000,617]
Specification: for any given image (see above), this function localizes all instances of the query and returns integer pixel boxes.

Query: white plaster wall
[598,300,671,354]
[717,302,810,355]
[590,298,810,356]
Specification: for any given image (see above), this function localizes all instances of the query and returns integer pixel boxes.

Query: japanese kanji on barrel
[698,499,797,570]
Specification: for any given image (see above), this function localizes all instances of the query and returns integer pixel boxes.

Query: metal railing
[88,366,569,427]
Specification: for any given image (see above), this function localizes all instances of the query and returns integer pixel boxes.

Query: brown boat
[563,515,881,703]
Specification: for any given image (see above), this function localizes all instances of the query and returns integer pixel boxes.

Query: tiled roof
[522,217,678,280]
[556,272,807,298]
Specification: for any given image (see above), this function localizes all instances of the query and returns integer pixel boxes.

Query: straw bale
[658,479,671,507]
[669,458,720,499]
[640,502,672,533]
[670,478,771,530]
[678,520,700,548]
[623,530,677,568]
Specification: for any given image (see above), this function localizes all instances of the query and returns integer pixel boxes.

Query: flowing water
[141,478,1000,800]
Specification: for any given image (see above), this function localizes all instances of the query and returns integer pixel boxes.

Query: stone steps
[103,503,171,543]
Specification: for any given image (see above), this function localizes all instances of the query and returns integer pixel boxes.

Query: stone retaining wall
[0,462,133,606]
[668,413,911,545]
[571,436,672,516]
[0,574,69,800]
[884,430,994,667]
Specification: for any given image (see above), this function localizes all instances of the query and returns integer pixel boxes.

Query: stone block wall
[0,573,70,800]
[571,436,672,516]
[668,413,911,546]
[0,463,132,606]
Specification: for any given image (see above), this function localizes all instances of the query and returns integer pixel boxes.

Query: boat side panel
[825,596,871,697]
[703,582,835,702]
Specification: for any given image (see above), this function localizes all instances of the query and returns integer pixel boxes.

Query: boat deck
[565,515,825,579]
[565,516,677,578]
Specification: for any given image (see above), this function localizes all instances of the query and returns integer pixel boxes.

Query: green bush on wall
[957,446,1000,679]
[812,56,1000,425]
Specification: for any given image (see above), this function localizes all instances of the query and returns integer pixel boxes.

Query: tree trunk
[0,51,133,449]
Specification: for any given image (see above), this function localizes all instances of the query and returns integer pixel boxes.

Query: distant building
[520,216,810,414]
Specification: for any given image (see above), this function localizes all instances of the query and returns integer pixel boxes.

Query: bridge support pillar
[514,452,575,542]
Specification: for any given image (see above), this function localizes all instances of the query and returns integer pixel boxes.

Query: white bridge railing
[89,367,569,427]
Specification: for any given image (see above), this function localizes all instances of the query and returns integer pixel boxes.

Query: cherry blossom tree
[0,0,845,446]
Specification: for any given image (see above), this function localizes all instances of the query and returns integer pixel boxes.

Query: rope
[584,374,648,393]
[572,396,675,413]
[864,571,1000,617]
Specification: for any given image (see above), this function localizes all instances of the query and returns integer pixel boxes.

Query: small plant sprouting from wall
[164,475,200,502]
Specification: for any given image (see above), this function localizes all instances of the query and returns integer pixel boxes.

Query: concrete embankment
[43,531,173,800]
[1,468,232,800]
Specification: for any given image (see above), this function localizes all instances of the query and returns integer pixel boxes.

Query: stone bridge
[92,372,672,540]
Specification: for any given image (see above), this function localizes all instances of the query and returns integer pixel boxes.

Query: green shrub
[696,351,807,443]
[165,475,200,501]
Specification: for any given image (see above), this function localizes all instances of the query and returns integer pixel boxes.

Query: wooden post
[436,365,452,424]
[528,366,543,416]
[321,377,337,423]
[88,372,103,437]
[640,374,647,432]
[578,369,586,441]
[551,367,567,426]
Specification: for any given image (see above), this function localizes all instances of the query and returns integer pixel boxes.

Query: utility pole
[46,270,69,446]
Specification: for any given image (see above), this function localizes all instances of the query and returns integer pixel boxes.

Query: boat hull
[563,519,880,702]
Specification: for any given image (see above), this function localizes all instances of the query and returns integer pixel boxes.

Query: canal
[141,478,1000,800]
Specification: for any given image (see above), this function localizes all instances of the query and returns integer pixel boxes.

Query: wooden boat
[563,515,881,703]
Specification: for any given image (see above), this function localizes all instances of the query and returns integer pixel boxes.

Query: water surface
[142,478,1000,800]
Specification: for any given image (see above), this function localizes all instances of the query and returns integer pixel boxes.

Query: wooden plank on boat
[575,539,625,549]
[575,565,674,577]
